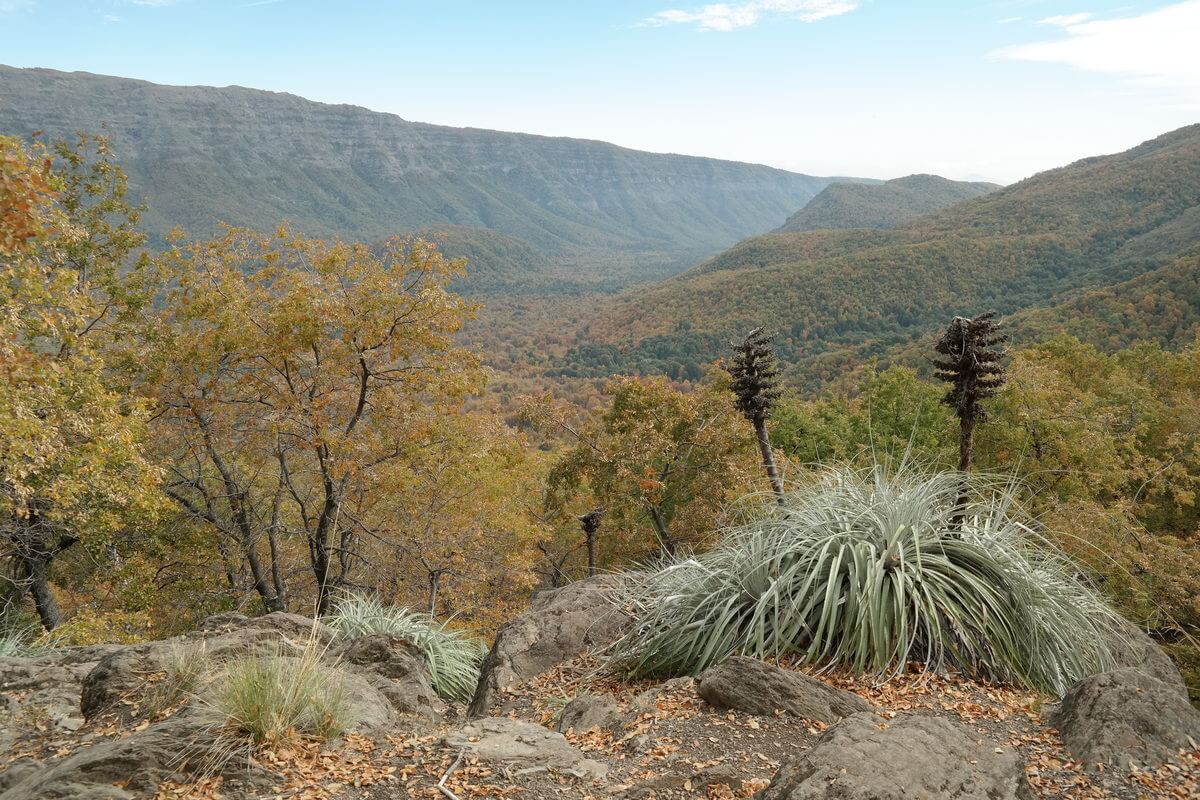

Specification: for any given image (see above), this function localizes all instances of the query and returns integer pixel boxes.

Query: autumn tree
[539,375,754,568]
[362,409,545,629]
[728,328,785,501]
[933,312,1007,473]
[142,227,483,615]
[1,136,161,630]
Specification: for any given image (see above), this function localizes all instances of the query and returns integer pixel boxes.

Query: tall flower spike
[727,328,785,501]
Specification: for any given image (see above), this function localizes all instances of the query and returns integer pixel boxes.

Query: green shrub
[207,641,349,745]
[610,466,1123,695]
[325,594,487,704]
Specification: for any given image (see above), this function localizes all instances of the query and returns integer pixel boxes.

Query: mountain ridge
[565,124,1200,384]
[776,174,999,232]
[0,65,850,286]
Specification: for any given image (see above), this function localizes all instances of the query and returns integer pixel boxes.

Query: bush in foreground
[325,594,487,703]
[610,466,1123,695]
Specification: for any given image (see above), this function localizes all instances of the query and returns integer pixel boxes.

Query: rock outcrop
[468,576,629,717]
[80,612,337,721]
[441,717,609,780]
[556,693,625,734]
[1052,668,1200,770]
[1105,618,1188,697]
[759,712,1034,800]
[342,634,445,722]
[696,657,872,724]
[0,717,239,800]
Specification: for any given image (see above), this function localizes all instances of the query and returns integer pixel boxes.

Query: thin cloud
[0,0,35,13]
[995,1,1200,90]
[643,0,858,32]
[1037,13,1092,26]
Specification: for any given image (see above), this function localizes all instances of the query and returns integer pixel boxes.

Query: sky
[1,1,1198,183]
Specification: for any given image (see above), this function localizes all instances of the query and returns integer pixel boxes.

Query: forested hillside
[776,174,998,232]
[569,125,1200,384]
[0,65,840,285]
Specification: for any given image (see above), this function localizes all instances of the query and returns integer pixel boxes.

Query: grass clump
[610,465,1123,695]
[325,594,488,704]
[208,641,349,746]
[143,641,212,716]
[0,629,34,657]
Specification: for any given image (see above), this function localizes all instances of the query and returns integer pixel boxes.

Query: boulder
[1051,668,1200,770]
[2,658,87,735]
[81,612,334,720]
[0,717,228,800]
[468,576,629,717]
[758,712,1033,800]
[696,657,872,724]
[441,717,609,780]
[556,693,624,734]
[1105,617,1188,697]
[341,634,445,722]
[196,611,337,645]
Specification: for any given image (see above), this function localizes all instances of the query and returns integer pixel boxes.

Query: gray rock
[341,634,445,722]
[0,717,222,800]
[556,693,624,734]
[468,576,629,717]
[1105,617,1187,697]
[81,612,334,720]
[697,657,872,724]
[1,657,88,734]
[441,717,608,780]
[1051,668,1200,770]
[758,712,1034,800]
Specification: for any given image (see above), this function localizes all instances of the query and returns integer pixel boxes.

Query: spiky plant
[933,312,1008,473]
[579,507,605,577]
[608,465,1121,695]
[728,328,785,502]
[324,594,487,703]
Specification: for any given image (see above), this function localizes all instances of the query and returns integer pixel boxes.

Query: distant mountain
[776,174,999,232]
[565,125,1200,384]
[0,65,843,286]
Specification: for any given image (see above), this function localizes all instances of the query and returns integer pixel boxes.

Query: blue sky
[2,1,1197,182]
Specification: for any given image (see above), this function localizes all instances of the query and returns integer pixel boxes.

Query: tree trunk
[648,507,675,557]
[19,553,63,631]
[266,525,287,612]
[755,416,785,503]
[586,530,596,577]
[427,570,442,616]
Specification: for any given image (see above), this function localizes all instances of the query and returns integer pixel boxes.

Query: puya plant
[324,593,488,704]
[727,327,785,502]
[608,464,1122,696]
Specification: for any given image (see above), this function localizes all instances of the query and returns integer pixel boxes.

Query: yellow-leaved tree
[535,374,756,579]
[1,136,162,630]
[141,226,539,617]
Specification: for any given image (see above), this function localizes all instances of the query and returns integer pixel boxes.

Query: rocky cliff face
[0,66,835,282]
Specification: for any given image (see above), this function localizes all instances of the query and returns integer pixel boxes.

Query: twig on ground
[437,748,465,800]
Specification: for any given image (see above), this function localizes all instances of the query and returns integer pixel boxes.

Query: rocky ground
[2,578,1198,799]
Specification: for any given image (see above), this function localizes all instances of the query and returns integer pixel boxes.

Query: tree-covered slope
[571,125,1200,384]
[1011,253,1200,351]
[0,66,838,284]
[776,174,998,232]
